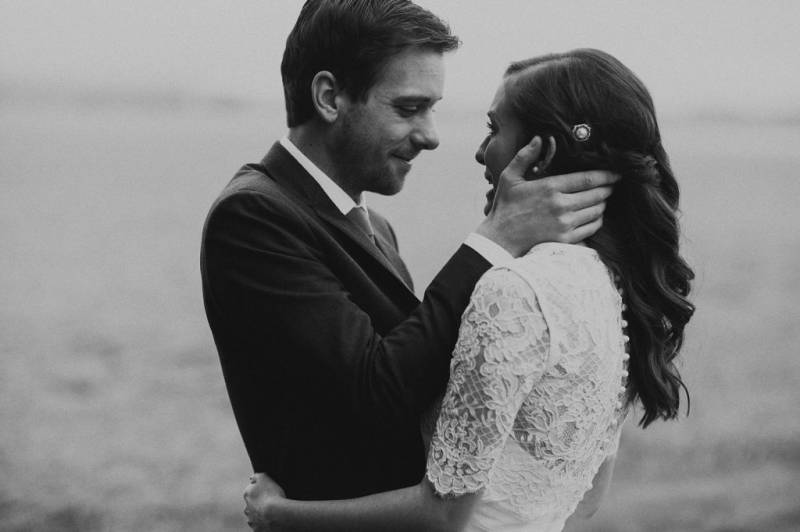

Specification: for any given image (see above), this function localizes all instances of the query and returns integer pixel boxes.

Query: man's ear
[311,71,342,124]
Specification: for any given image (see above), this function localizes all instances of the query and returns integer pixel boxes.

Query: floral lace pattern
[425,243,629,526]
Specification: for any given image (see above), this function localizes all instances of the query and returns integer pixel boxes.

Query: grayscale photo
[2,1,798,530]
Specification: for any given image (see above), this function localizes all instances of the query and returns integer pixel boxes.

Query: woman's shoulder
[472,262,537,304]
[504,243,618,331]
[473,243,606,302]
[469,243,617,329]
[509,243,609,288]
[520,242,602,265]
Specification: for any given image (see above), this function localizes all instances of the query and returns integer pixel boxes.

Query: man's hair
[281,0,459,127]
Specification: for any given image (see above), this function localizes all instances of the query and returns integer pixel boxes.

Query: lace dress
[424,243,630,532]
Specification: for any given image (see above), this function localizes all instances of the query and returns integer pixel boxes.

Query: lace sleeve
[425,267,550,497]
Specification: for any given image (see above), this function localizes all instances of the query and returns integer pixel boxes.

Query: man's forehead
[371,48,445,98]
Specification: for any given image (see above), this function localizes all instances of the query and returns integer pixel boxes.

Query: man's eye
[396,105,421,116]
[486,121,497,134]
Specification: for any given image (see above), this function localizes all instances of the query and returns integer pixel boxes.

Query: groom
[201,0,615,502]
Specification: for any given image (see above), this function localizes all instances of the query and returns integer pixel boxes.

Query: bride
[243,48,695,532]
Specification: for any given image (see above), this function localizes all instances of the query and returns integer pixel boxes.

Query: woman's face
[475,76,528,214]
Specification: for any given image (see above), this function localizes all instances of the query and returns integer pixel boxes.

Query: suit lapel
[373,229,414,289]
[260,143,416,297]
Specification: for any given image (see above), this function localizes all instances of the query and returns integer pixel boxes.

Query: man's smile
[392,152,418,163]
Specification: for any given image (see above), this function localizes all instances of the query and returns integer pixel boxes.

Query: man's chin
[382,181,406,196]
[370,174,406,196]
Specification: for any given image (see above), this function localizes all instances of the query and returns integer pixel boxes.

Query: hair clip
[571,123,591,142]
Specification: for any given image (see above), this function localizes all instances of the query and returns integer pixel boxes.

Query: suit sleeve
[201,189,491,465]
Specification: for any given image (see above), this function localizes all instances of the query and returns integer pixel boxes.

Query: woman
[244,48,695,532]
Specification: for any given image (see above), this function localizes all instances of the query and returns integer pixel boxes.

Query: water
[2,97,799,530]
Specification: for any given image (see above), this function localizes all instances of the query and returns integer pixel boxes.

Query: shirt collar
[279,136,366,215]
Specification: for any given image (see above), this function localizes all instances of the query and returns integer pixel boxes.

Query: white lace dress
[424,243,630,532]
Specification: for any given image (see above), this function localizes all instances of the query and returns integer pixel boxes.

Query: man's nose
[410,112,440,151]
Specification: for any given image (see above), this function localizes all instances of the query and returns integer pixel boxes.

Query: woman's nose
[475,137,488,164]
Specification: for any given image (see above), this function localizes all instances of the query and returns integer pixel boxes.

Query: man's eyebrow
[391,95,439,104]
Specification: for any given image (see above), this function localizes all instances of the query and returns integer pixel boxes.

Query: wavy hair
[505,49,695,427]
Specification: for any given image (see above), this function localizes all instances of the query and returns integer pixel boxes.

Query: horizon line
[2,82,798,126]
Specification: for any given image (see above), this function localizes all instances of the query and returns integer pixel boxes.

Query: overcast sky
[2,0,799,116]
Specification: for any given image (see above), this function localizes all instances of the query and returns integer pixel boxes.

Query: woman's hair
[281,0,459,127]
[505,49,695,428]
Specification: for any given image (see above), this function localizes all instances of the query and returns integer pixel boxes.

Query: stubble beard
[332,114,405,197]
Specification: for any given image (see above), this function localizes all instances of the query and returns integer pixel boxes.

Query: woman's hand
[243,472,286,531]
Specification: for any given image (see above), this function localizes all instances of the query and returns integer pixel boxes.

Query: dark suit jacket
[201,142,491,499]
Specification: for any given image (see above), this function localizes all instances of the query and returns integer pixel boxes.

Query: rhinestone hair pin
[571,123,592,142]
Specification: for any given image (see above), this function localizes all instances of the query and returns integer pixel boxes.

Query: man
[201,0,614,503]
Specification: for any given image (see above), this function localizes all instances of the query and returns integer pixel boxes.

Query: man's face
[331,48,444,197]
[475,76,527,214]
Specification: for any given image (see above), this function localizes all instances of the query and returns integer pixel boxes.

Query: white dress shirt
[279,136,512,266]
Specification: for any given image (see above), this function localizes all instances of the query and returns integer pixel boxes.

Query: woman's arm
[563,454,617,529]
[574,454,616,517]
[244,268,548,531]
[245,473,479,532]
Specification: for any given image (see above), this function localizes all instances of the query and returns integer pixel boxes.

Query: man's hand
[476,136,619,257]
[243,472,285,531]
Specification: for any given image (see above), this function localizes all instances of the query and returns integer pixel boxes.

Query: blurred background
[2,1,799,530]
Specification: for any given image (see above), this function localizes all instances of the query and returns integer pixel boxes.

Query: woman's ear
[310,71,340,123]
[538,136,557,174]
[525,135,556,179]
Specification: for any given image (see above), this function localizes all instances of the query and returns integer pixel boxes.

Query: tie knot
[347,206,375,241]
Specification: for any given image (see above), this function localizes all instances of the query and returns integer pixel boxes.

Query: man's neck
[288,126,361,203]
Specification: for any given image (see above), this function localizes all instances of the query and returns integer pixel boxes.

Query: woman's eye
[486,121,497,134]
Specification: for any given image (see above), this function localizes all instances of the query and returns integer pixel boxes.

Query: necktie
[347,206,376,244]
[347,206,413,289]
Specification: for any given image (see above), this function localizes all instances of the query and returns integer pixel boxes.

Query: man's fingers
[569,203,606,230]
[501,136,542,184]
[564,185,613,212]
[552,170,620,193]
[568,217,604,244]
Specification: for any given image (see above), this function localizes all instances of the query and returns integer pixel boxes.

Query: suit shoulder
[208,163,305,219]
[202,166,318,254]
[214,163,285,203]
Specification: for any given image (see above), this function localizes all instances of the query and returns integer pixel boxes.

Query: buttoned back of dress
[424,243,630,532]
